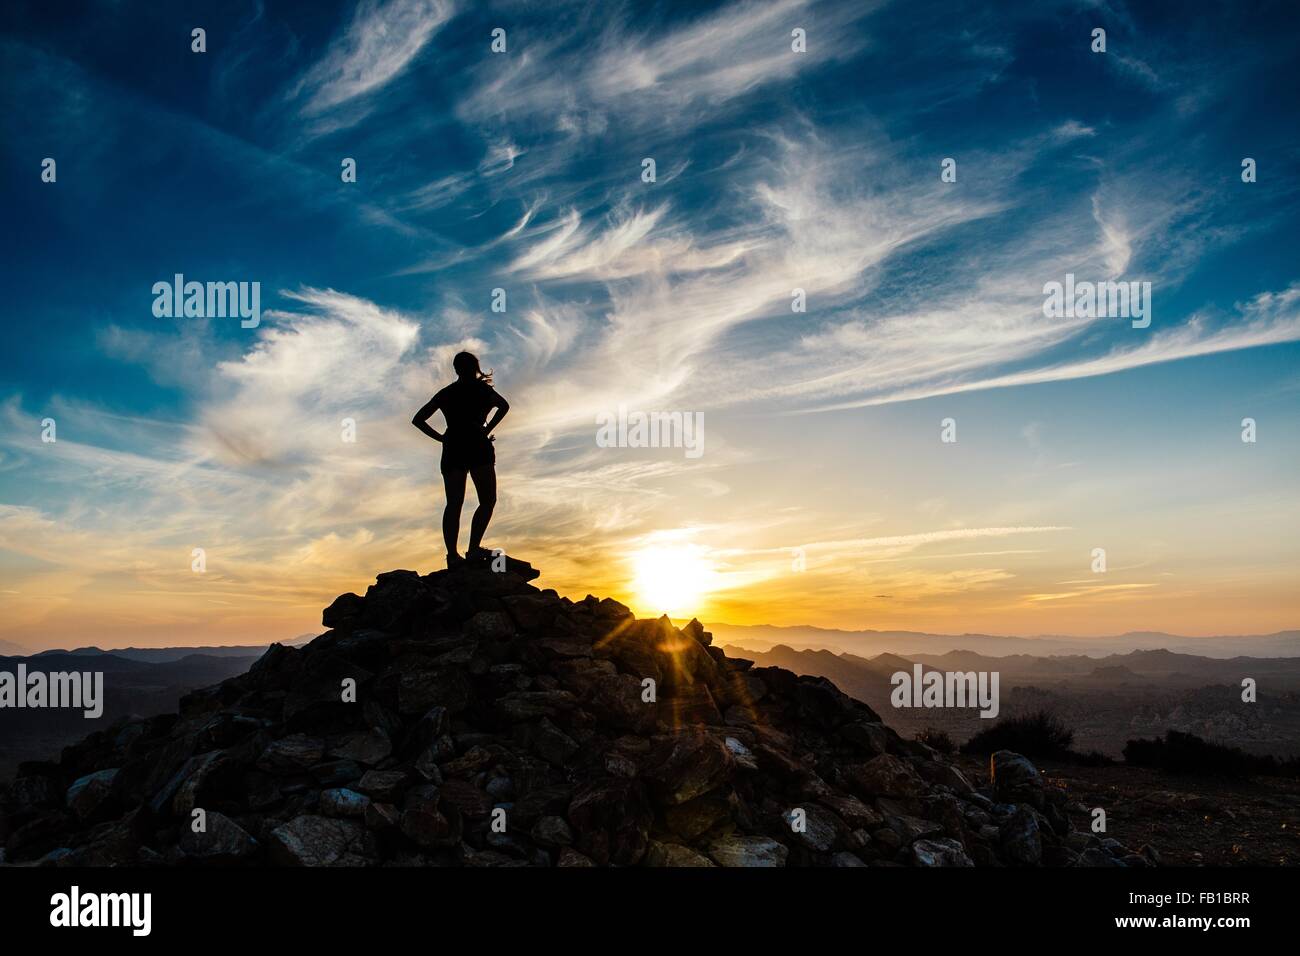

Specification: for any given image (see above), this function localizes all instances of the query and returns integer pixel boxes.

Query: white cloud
[294,0,454,117]
[199,288,420,467]
[459,0,878,132]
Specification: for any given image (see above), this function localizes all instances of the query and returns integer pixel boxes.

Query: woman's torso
[438,379,496,440]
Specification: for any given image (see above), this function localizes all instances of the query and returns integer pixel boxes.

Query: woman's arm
[411,396,444,442]
[483,393,510,437]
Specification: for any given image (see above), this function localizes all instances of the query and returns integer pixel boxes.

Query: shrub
[915,728,955,754]
[960,710,1075,759]
[1123,730,1300,778]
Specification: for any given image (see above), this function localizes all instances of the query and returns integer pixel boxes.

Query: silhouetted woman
[412,352,510,567]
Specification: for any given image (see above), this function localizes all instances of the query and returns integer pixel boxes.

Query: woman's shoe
[466,546,492,563]
[446,552,466,568]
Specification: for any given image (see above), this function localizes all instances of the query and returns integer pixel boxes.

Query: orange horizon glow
[5,525,1295,655]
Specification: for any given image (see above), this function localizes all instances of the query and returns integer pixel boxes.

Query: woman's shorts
[441,435,496,474]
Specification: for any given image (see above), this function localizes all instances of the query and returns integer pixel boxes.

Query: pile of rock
[0,556,1152,867]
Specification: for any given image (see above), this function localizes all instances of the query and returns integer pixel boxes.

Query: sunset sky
[2,0,1298,652]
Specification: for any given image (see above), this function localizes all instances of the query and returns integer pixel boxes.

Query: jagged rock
[364,801,400,832]
[645,840,715,866]
[568,778,653,865]
[357,770,407,802]
[1000,805,1043,866]
[709,834,789,867]
[819,793,883,831]
[329,731,392,766]
[180,811,259,863]
[840,720,890,755]
[321,788,371,818]
[587,671,657,734]
[270,815,378,866]
[529,717,579,765]
[991,751,1044,807]
[439,778,493,818]
[257,735,324,773]
[1076,846,1119,867]
[645,733,735,805]
[8,773,59,813]
[790,803,843,852]
[395,667,472,717]
[400,787,461,848]
[530,815,573,847]
[883,811,943,843]
[912,838,974,867]
[872,827,903,852]
[65,769,118,821]
[723,736,758,770]
[171,752,235,816]
[500,593,557,631]
[682,619,712,646]
[918,760,975,793]
[663,684,723,726]
[791,677,856,730]
[847,755,926,798]
[322,592,365,628]
[497,690,577,721]
[663,793,731,842]
[467,611,515,640]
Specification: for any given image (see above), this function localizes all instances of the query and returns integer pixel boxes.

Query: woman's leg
[442,468,467,556]
[467,464,497,554]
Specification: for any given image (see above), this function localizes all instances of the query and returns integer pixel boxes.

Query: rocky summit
[1,556,1150,867]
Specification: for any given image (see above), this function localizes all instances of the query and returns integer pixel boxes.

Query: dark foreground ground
[955,755,1300,866]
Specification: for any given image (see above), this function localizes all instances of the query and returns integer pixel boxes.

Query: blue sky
[1,0,1298,650]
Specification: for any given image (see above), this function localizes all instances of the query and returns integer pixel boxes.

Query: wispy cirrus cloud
[459,0,879,131]
[291,0,454,120]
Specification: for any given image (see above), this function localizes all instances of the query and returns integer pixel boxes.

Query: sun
[631,544,717,618]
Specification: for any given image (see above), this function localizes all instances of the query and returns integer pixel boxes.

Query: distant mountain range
[26,643,292,663]
[8,626,1297,660]
[721,643,1300,759]
[8,635,316,661]
[705,623,1300,659]
[0,649,263,778]
[0,638,28,656]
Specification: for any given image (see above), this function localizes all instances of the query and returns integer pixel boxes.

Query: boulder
[257,735,324,774]
[645,841,715,866]
[179,811,259,864]
[1000,805,1043,866]
[645,733,735,806]
[328,731,392,766]
[847,754,926,799]
[65,769,119,821]
[530,815,573,847]
[320,788,371,818]
[991,751,1044,807]
[568,778,653,866]
[708,835,789,867]
[269,815,378,866]
[912,838,974,867]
